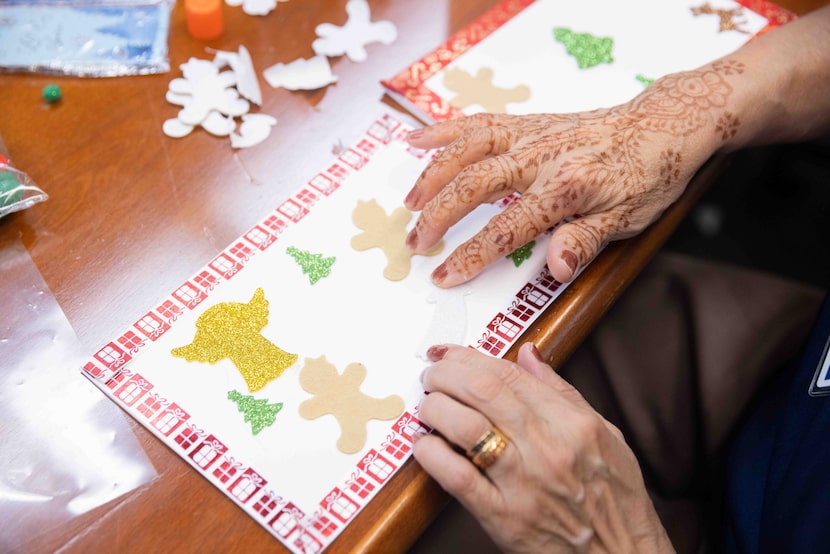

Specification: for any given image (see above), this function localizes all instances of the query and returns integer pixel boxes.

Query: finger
[428,190,562,288]
[418,391,493,454]
[422,345,530,429]
[516,342,559,385]
[405,112,530,150]
[412,433,504,518]
[407,152,538,254]
[516,342,593,411]
[404,125,523,212]
[546,213,618,283]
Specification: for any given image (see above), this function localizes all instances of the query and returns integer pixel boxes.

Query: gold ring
[466,427,509,470]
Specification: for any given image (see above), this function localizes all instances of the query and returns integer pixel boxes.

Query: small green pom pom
[42,84,62,104]
[0,171,23,207]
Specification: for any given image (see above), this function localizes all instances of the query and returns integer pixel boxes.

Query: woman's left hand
[414,342,674,553]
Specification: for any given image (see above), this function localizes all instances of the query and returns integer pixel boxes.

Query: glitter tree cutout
[553,28,614,69]
[636,74,655,88]
[506,240,535,267]
[171,288,298,392]
[286,246,336,284]
[228,390,283,435]
[691,3,749,33]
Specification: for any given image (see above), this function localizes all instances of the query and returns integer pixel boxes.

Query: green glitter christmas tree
[228,390,283,435]
[553,28,614,69]
[286,246,336,284]
[506,240,535,267]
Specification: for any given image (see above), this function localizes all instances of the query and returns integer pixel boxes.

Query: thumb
[517,342,596,412]
[546,214,614,283]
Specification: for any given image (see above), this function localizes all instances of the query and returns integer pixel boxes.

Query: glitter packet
[0,0,174,77]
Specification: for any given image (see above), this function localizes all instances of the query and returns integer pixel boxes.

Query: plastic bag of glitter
[0,154,48,220]
[0,0,174,78]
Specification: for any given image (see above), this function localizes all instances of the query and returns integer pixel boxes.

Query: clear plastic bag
[0,237,159,553]
[0,0,175,77]
[0,154,49,220]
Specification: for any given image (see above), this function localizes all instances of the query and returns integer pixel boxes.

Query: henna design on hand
[410,60,746,286]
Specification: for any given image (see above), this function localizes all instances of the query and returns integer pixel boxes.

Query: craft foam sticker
[225,0,285,17]
[286,246,336,285]
[507,240,536,267]
[171,288,299,392]
[312,0,397,63]
[552,28,615,69]
[442,67,531,113]
[82,113,573,554]
[691,2,752,33]
[263,55,339,90]
[350,199,444,281]
[298,356,405,454]
[212,46,263,105]
[230,114,278,149]
[163,52,277,148]
[228,390,284,434]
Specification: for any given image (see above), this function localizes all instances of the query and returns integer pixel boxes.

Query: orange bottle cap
[185,0,224,40]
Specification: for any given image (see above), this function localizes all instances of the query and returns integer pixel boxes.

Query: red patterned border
[737,0,797,37]
[382,0,796,122]
[381,0,535,121]
[81,112,567,553]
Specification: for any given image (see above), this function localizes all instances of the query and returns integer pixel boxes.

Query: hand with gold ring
[414,342,674,553]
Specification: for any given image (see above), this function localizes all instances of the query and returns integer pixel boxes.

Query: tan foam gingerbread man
[443,66,531,113]
[351,199,443,281]
[298,356,404,454]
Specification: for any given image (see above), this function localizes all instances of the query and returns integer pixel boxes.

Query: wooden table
[0,0,825,551]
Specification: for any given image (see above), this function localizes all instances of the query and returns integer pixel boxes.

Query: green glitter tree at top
[507,240,535,267]
[228,390,283,435]
[286,246,336,285]
[553,28,614,69]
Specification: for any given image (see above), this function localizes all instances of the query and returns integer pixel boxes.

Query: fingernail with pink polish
[561,250,578,274]
[406,228,418,250]
[431,262,448,285]
[405,185,420,207]
[528,343,545,363]
[426,345,448,361]
[407,128,424,141]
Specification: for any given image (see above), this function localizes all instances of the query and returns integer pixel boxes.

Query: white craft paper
[263,56,338,90]
[312,0,397,63]
[84,112,568,553]
[230,114,278,148]
[226,0,278,16]
[213,46,263,106]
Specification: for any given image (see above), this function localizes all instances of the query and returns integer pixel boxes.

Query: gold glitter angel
[171,288,298,392]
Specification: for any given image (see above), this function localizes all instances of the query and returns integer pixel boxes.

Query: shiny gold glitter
[553,28,614,69]
[228,390,283,435]
[506,240,535,267]
[171,288,298,392]
[286,246,335,284]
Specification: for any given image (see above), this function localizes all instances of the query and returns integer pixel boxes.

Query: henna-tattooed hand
[404,61,745,287]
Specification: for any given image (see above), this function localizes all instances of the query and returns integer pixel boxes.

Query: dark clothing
[724,292,830,553]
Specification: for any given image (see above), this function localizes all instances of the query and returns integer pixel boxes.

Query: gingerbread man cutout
[443,66,530,113]
[351,199,443,281]
[298,356,404,454]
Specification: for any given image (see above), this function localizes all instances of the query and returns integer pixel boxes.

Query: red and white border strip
[81,112,567,553]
